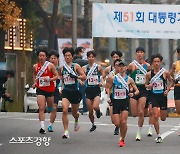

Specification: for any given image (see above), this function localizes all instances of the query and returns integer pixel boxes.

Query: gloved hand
[69,73,78,79]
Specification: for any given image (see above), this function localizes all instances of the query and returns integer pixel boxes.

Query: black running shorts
[36,88,54,97]
[85,86,101,100]
[62,89,82,104]
[174,86,180,100]
[151,93,167,110]
[112,98,129,114]
[54,88,62,104]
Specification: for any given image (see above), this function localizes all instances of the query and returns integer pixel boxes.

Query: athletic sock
[137,127,142,134]
[40,121,45,129]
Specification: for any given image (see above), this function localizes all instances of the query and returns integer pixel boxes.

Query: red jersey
[36,62,55,92]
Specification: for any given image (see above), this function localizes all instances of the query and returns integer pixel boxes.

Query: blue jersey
[62,63,79,90]
[112,75,129,100]
[85,64,101,88]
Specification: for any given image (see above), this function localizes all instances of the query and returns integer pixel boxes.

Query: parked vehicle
[24,85,83,113]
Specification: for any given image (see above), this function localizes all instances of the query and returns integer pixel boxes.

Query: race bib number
[63,74,75,85]
[135,74,145,84]
[153,80,164,91]
[39,76,50,87]
[88,75,99,85]
[114,89,126,99]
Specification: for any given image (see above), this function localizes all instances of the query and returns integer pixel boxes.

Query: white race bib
[39,76,50,87]
[114,89,126,99]
[153,80,164,91]
[135,74,145,84]
[88,75,99,85]
[63,74,75,85]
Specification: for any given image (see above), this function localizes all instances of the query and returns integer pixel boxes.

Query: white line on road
[161,131,175,140]
[0,143,3,146]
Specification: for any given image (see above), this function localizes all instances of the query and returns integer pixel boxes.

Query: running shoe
[156,136,163,143]
[114,127,119,135]
[118,140,125,147]
[39,128,46,134]
[48,125,53,132]
[74,121,80,132]
[147,129,153,137]
[96,110,101,118]
[62,131,70,139]
[90,125,97,132]
[136,132,141,141]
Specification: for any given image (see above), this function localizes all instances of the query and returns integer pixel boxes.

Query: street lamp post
[72,0,77,49]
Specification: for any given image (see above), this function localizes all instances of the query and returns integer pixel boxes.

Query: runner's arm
[75,64,86,80]
[165,71,173,94]
[32,64,37,88]
[50,64,58,82]
[169,63,175,78]
[145,72,152,90]
[129,77,139,96]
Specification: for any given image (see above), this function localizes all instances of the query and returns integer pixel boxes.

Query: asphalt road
[0,112,180,154]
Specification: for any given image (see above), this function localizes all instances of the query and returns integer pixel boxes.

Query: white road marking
[0,143,3,146]
[171,128,178,131]
[161,131,175,140]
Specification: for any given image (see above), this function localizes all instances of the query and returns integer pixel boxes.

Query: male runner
[59,47,86,139]
[106,59,139,147]
[82,51,104,132]
[47,50,62,132]
[128,47,151,141]
[145,54,173,143]
[102,50,123,135]
[32,49,58,134]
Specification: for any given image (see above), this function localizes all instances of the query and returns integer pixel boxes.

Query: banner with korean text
[92,3,180,39]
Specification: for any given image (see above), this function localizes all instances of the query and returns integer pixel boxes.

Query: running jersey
[62,63,79,90]
[36,62,55,92]
[85,64,101,87]
[151,69,167,94]
[175,61,180,85]
[112,75,129,100]
[130,61,148,87]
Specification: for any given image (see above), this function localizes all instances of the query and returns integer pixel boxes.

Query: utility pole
[72,0,77,49]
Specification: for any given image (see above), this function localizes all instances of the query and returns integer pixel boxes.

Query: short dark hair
[48,49,59,58]
[87,50,96,57]
[36,48,48,56]
[110,50,122,58]
[151,53,163,62]
[62,47,75,56]
[177,48,180,53]
[113,59,122,66]
[75,47,84,55]
[37,48,48,56]
[136,47,145,53]
[6,70,15,78]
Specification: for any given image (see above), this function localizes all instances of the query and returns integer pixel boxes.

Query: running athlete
[82,51,104,132]
[144,59,154,137]
[170,48,180,114]
[106,59,139,147]
[170,48,180,136]
[145,54,173,143]
[59,47,86,139]
[128,47,151,141]
[48,50,62,132]
[102,50,123,135]
[32,49,58,134]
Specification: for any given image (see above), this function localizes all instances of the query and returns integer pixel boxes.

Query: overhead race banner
[92,3,180,39]
[57,38,92,66]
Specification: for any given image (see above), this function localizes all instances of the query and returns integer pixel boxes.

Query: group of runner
[32,47,180,147]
